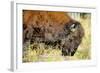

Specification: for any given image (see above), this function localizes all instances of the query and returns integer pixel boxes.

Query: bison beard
[23,11,84,56]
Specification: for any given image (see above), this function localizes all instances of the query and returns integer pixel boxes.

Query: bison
[23,10,84,56]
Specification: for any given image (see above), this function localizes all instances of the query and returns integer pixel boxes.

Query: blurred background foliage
[23,12,91,62]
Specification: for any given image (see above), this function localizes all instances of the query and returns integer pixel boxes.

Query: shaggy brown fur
[23,10,84,56]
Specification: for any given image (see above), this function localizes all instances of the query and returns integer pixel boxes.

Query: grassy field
[22,13,91,62]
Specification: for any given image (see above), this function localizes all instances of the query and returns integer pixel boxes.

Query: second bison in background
[23,10,84,56]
